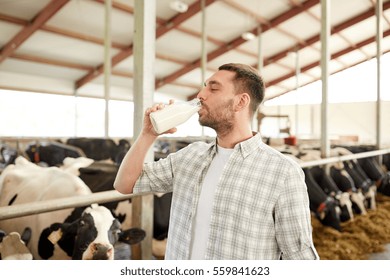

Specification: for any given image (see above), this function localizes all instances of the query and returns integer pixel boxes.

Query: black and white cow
[61,157,172,258]
[25,141,86,167]
[0,156,145,260]
[37,204,145,260]
[0,143,18,171]
[359,157,390,196]
[61,157,172,241]
[383,153,390,172]
[297,147,369,216]
[330,147,377,211]
[339,145,390,197]
[308,166,353,222]
[66,138,130,165]
[302,168,341,231]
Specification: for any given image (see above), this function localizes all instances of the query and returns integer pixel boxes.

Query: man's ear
[235,92,250,112]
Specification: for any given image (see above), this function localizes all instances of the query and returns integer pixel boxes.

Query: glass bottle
[149,98,201,134]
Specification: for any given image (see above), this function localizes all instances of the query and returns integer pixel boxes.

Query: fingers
[166,127,177,134]
[145,103,165,116]
[144,101,177,136]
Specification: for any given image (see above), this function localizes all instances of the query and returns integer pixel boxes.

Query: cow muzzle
[87,243,114,260]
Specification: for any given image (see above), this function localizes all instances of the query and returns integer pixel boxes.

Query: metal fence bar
[299,148,390,168]
[1,149,389,221]
[0,190,153,221]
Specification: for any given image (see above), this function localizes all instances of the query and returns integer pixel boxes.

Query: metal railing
[0,148,389,221]
[299,148,390,168]
[0,189,153,221]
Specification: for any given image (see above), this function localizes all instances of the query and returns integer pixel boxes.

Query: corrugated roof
[0,0,389,101]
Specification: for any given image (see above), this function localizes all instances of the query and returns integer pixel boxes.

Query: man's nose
[196,88,205,100]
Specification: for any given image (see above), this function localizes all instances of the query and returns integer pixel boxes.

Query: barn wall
[260,101,390,146]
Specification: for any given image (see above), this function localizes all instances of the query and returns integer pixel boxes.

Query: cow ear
[119,228,146,245]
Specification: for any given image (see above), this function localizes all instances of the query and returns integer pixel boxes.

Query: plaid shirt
[134,133,319,260]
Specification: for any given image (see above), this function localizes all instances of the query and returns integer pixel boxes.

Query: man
[114,63,319,260]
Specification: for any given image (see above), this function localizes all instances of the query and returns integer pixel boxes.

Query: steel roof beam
[156,0,320,89]
[263,1,390,67]
[266,29,390,87]
[0,0,69,63]
[75,0,216,89]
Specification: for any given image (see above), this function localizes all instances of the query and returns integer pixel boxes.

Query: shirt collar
[209,132,263,159]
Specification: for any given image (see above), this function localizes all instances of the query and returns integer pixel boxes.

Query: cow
[331,147,377,211]
[0,156,145,260]
[296,147,369,216]
[273,148,342,230]
[0,228,32,260]
[66,138,130,165]
[25,141,85,167]
[61,157,172,258]
[384,153,390,172]
[328,161,368,215]
[302,168,341,231]
[0,143,18,171]
[308,166,353,222]
[337,145,390,197]
[61,157,172,240]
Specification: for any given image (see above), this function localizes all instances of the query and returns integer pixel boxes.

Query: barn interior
[1,0,390,262]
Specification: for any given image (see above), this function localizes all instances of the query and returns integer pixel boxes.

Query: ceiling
[0,0,389,103]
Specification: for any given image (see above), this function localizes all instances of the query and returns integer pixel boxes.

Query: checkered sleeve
[274,163,319,260]
[133,156,175,194]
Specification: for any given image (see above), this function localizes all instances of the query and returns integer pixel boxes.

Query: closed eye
[206,80,221,92]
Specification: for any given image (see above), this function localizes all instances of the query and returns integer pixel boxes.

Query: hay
[312,193,390,260]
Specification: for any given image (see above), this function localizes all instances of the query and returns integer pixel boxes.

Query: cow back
[0,156,92,259]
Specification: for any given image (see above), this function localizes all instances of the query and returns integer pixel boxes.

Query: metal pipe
[201,0,207,84]
[294,51,300,136]
[320,0,330,158]
[200,0,207,137]
[2,149,389,221]
[133,0,156,260]
[376,0,383,150]
[104,0,112,138]
[255,24,263,131]
[299,148,390,168]
[257,25,263,72]
[0,190,153,221]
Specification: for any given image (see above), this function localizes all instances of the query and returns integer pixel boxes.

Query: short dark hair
[218,63,265,115]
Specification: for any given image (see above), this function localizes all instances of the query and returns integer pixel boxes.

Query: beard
[199,98,235,135]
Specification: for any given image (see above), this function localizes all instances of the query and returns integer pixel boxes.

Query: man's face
[197,70,237,134]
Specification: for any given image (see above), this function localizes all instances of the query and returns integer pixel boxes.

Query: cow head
[378,172,390,196]
[38,205,145,260]
[315,197,341,231]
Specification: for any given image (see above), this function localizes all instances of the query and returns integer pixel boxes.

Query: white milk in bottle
[150,98,201,134]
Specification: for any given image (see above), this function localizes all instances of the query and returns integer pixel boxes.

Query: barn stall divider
[1,147,390,260]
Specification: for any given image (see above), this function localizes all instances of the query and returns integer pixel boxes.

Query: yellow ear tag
[48,229,63,245]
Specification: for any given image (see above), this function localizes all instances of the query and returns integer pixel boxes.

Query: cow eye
[79,220,85,227]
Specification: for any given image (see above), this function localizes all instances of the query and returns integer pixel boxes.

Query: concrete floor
[369,244,390,260]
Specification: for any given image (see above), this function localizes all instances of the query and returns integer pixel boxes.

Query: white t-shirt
[189,145,233,259]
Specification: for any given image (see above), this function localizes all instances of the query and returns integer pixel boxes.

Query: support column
[132,0,155,260]
[294,51,300,137]
[257,25,263,72]
[376,0,383,149]
[103,0,111,138]
[255,25,263,132]
[320,0,330,158]
[200,0,207,136]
